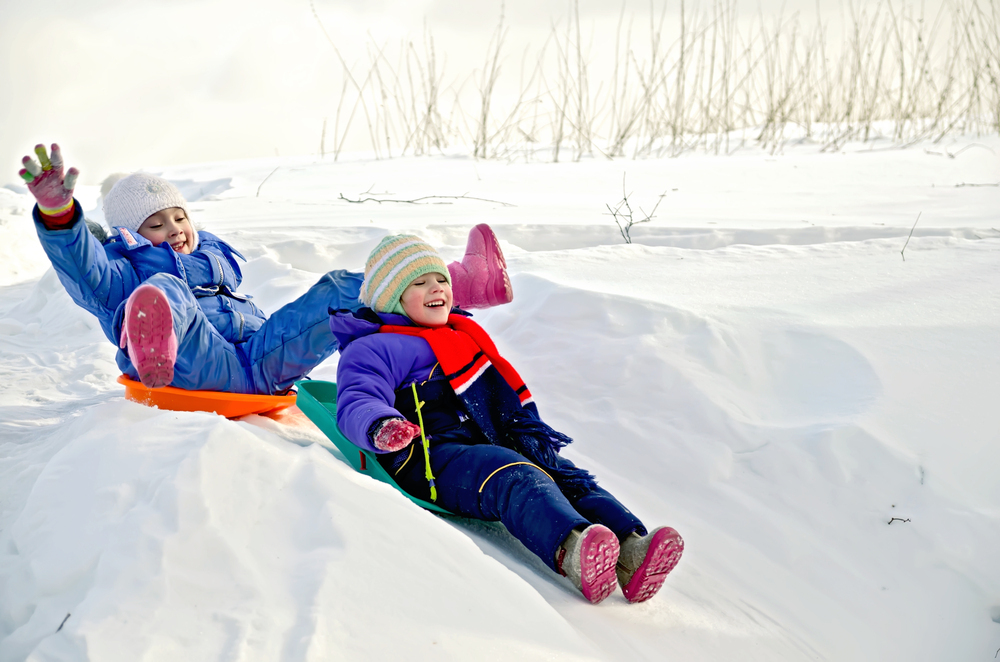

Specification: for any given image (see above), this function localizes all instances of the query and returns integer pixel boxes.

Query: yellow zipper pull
[411,381,437,501]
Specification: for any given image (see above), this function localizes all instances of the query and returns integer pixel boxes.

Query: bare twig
[296,0,1000,161]
[338,192,514,207]
[475,4,507,159]
[310,1,376,157]
[887,517,911,525]
[56,613,71,633]
[900,212,921,261]
[604,173,665,244]
[924,143,996,158]
[256,167,280,198]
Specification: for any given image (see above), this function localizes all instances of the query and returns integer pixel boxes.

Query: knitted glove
[19,143,79,222]
[372,418,421,452]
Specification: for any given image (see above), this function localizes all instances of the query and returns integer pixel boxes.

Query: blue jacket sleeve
[33,202,140,342]
[336,337,420,453]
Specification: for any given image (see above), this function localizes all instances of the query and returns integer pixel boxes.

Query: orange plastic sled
[117,375,296,419]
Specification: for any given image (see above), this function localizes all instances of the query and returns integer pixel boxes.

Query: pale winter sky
[1,0,945,186]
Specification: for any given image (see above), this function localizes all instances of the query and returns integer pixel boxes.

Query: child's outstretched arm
[20,144,143,341]
[20,143,79,227]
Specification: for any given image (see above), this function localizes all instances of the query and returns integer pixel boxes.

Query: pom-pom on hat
[361,235,451,315]
[103,173,194,244]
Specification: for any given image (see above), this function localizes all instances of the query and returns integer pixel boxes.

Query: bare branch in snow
[604,173,665,244]
[338,191,515,207]
[257,167,280,198]
[900,212,921,261]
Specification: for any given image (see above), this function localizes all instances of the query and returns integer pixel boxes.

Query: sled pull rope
[411,381,437,502]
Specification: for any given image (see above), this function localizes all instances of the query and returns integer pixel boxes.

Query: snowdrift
[2,140,999,660]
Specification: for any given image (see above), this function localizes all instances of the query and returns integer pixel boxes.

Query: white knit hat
[103,173,196,246]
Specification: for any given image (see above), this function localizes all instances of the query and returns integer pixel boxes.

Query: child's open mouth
[425,301,445,308]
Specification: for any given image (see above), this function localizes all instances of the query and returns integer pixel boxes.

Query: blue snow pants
[115,270,365,394]
[387,442,647,570]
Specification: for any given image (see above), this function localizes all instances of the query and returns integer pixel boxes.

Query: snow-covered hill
[2,139,999,661]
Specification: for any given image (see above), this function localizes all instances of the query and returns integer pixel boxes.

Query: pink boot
[616,526,684,603]
[448,224,513,309]
[556,524,621,604]
[120,284,178,389]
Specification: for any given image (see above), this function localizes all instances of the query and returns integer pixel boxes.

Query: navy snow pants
[388,442,646,570]
[116,269,364,394]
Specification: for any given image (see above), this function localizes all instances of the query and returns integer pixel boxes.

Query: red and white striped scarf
[380,314,534,407]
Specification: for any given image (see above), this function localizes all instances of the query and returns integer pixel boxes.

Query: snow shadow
[459,223,989,252]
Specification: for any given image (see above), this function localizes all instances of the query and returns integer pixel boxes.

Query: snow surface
[1,138,999,661]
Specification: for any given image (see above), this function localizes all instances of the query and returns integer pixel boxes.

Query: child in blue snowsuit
[19,143,511,394]
[332,234,684,604]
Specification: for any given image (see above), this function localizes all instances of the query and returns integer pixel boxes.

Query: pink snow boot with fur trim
[616,526,684,603]
[448,224,513,309]
[556,524,620,604]
[120,284,178,389]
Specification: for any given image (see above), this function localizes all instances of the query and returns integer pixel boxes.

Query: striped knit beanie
[361,235,451,315]
[103,173,196,245]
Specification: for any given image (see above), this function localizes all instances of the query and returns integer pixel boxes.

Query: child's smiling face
[400,271,452,326]
[137,207,195,254]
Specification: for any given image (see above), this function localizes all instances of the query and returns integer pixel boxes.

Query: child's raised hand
[373,418,421,452]
[19,143,79,216]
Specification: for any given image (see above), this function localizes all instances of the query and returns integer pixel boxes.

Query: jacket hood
[328,308,412,350]
[328,306,473,350]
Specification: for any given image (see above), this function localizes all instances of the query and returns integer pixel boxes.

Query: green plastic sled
[295,379,452,515]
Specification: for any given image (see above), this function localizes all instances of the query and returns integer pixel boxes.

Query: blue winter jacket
[331,309,478,454]
[33,201,266,349]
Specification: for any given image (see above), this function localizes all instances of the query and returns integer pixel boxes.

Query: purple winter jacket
[331,309,598,496]
[331,309,458,453]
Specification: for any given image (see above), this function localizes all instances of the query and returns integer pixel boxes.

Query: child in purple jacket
[19,143,511,395]
[331,234,684,604]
